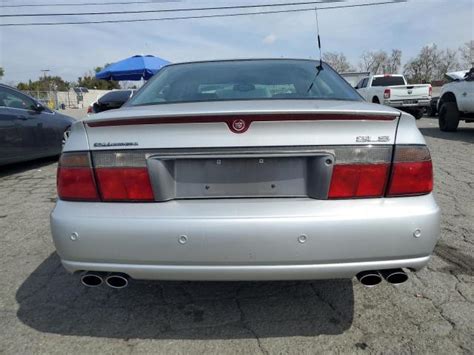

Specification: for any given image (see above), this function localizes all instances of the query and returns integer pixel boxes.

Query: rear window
[128,60,362,106]
[99,90,132,103]
[371,76,405,86]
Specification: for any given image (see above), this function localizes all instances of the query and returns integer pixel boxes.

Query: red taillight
[384,89,391,99]
[327,146,392,199]
[328,164,389,199]
[327,145,432,199]
[57,151,154,202]
[95,168,154,201]
[428,85,432,97]
[87,106,93,114]
[387,146,433,196]
[57,153,99,201]
[58,145,432,202]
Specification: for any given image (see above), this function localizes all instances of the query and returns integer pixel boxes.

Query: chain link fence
[22,90,59,109]
[22,89,96,110]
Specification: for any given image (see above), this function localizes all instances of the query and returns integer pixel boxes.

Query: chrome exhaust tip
[105,273,129,289]
[380,269,408,285]
[356,270,382,287]
[80,272,104,287]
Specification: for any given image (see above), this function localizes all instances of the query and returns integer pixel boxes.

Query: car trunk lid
[79,100,401,201]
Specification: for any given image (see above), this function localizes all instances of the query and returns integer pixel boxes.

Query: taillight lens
[328,147,391,199]
[93,151,154,202]
[95,168,154,201]
[387,146,433,196]
[58,146,432,202]
[87,106,93,114]
[57,151,154,202]
[328,145,433,199]
[384,89,391,99]
[428,85,432,97]
[57,152,99,201]
[329,164,389,198]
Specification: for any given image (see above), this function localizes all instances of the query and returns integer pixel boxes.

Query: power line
[1,1,340,17]
[0,0,179,8]
[1,1,406,27]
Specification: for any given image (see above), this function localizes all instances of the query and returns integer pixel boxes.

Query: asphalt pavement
[0,118,472,354]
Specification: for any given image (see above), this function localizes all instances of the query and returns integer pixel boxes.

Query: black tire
[413,109,424,120]
[438,102,460,132]
[372,97,380,104]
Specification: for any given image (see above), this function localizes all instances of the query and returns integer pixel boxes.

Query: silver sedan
[50,59,440,289]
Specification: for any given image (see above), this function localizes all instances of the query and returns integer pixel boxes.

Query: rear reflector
[387,146,433,196]
[95,168,154,201]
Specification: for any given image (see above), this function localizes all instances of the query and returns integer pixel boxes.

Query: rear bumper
[62,257,430,281]
[384,99,431,108]
[51,194,440,281]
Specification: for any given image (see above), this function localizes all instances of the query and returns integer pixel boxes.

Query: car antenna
[314,6,323,70]
[306,6,323,93]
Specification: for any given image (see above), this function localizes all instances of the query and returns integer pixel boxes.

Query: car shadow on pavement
[16,253,354,339]
[419,126,474,144]
[0,157,58,178]
[435,243,474,277]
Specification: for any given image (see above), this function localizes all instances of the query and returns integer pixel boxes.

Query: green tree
[17,76,71,91]
[77,64,120,90]
[0,67,4,80]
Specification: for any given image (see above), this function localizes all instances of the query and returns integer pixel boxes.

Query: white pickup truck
[355,74,432,119]
[437,69,474,131]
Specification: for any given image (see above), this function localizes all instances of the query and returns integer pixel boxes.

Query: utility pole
[41,69,50,78]
[40,69,50,105]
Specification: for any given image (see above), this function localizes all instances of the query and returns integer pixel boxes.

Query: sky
[0,0,473,85]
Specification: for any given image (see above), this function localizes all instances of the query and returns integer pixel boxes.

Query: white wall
[56,89,110,109]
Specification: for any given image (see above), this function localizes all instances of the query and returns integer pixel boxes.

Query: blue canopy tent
[95,55,170,81]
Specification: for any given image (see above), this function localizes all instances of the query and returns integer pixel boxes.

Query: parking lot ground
[0,118,473,354]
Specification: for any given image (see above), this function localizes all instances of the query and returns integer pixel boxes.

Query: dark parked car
[87,89,134,114]
[0,84,75,166]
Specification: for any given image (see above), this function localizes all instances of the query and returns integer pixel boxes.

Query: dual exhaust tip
[357,268,408,287]
[81,269,407,289]
[80,272,129,289]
